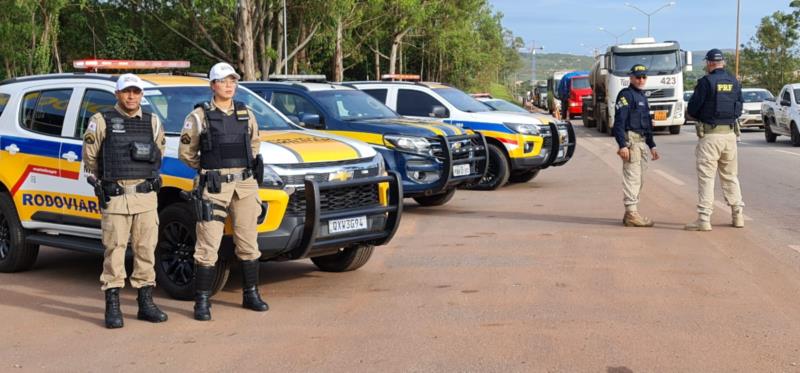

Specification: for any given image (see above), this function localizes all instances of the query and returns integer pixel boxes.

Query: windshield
[612,50,679,75]
[683,91,693,101]
[310,90,399,120]
[572,77,590,89]
[143,86,292,133]
[742,90,774,103]
[433,87,491,112]
[483,99,528,113]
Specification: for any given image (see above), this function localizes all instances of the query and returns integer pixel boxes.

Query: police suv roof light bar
[268,74,328,82]
[381,74,421,82]
[73,59,191,72]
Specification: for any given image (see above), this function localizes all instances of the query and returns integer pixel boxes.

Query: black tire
[508,169,540,183]
[0,193,39,272]
[765,117,778,143]
[413,188,456,207]
[463,143,510,191]
[792,122,800,147]
[584,115,597,128]
[155,202,230,300]
[311,244,374,272]
[669,125,681,135]
[599,118,608,133]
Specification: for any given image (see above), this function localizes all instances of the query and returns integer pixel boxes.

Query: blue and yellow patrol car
[0,62,401,299]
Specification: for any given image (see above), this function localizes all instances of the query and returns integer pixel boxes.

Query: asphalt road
[1,121,799,372]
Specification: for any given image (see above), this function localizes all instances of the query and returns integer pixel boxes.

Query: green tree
[740,11,799,94]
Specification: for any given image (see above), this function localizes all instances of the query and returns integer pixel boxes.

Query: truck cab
[762,84,800,146]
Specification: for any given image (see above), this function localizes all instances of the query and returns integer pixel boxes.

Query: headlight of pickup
[261,165,284,189]
[384,135,432,155]
[504,122,540,135]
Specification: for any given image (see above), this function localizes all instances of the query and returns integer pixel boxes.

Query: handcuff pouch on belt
[203,171,222,194]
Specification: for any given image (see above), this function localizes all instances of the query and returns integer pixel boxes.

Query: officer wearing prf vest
[179,62,268,321]
[82,73,168,328]
[612,64,661,227]
[685,49,745,231]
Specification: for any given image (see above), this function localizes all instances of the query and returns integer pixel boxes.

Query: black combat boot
[241,260,269,312]
[136,286,168,323]
[104,288,124,329]
[194,265,215,321]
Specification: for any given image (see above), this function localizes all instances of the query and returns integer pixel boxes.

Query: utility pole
[735,0,741,79]
[283,0,288,75]
[625,1,676,37]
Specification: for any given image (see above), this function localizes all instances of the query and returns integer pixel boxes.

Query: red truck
[557,71,591,119]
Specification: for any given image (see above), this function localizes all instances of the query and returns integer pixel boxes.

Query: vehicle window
[361,89,388,103]
[433,88,491,113]
[270,92,321,119]
[794,89,800,105]
[75,89,116,137]
[309,90,398,120]
[683,92,693,101]
[142,86,293,133]
[572,77,590,89]
[396,89,446,117]
[742,90,773,103]
[0,93,9,117]
[484,99,528,113]
[782,90,791,103]
[612,51,679,75]
[20,89,72,136]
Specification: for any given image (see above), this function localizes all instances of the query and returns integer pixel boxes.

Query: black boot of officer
[104,288,124,329]
[194,265,216,321]
[241,260,269,311]
[136,286,168,323]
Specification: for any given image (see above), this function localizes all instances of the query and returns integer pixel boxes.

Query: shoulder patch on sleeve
[616,95,629,109]
[183,120,193,130]
[86,120,97,133]
[180,133,191,145]
[84,133,95,145]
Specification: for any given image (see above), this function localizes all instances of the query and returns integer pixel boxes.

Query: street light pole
[624,2,676,37]
[598,26,636,45]
[735,0,741,79]
[530,41,544,81]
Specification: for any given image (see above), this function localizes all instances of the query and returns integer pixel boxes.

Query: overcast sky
[489,0,795,55]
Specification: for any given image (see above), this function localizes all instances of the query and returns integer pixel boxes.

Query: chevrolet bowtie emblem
[328,170,354,182]
[452,141,462,150]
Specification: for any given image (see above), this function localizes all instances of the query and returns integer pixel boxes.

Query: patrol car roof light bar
[268,74,328,82]
[381,74,421,82]
[73,59,191,72]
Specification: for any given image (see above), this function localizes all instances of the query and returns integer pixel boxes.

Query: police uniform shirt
[82,104,166,215]
[611,87,657,149]
[179,99,260,170]
[687,68,744,125]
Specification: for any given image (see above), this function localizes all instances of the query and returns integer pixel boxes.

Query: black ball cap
[705,48,724,61]
[629,64,648,77]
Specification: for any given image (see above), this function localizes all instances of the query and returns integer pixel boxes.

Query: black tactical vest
[98,110,160,181]
[198,101,252,170]
[697,69,741,126]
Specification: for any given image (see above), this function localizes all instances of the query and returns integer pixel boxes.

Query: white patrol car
[0,60,402,300]
[349,77,574,189]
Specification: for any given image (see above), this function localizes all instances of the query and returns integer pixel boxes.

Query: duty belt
[102,179,160,196]
[702,123,733,134]
[204,169,253,183]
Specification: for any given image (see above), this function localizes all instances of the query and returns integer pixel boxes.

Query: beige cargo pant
[622,131,650,212]
[194,178,262,267]
[695,131,744,217]
[100,209,158,291]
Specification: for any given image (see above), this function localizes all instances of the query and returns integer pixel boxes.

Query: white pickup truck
[761,83,800,146]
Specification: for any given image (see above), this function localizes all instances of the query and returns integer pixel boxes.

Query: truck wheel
[413,188,456,206]
[765,118,778,143]
[791,122,800,147]
[599,118,608,133]
[156,202,230,300]
[0,193,39,272]
[464,144,510,191]
[311,244,374,272]
[669,125,681,135]
[584,115,596,128]
[508,169,540,183]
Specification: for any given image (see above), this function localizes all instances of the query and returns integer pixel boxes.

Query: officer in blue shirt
[613,64,660,227]
[685,49,745,231]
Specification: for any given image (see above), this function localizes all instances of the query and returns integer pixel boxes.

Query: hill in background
[517,52,596,81]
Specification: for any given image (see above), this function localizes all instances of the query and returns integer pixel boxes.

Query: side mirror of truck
[430,105,448,118]
[683,50,693,72]
[781,99,791,107]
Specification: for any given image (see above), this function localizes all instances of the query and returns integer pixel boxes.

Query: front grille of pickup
[286,184,380,215]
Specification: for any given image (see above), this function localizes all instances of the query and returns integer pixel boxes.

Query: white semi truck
[584,37,692,135]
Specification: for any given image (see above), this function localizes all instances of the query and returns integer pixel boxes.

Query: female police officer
[179,62,268,321]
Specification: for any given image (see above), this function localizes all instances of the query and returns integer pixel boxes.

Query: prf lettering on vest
[717,84,734,92]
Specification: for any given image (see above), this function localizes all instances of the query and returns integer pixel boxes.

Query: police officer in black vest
[82,73,168,328]
[179,62,267,321]
[685,49,745,231]
[613,64,661,227]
